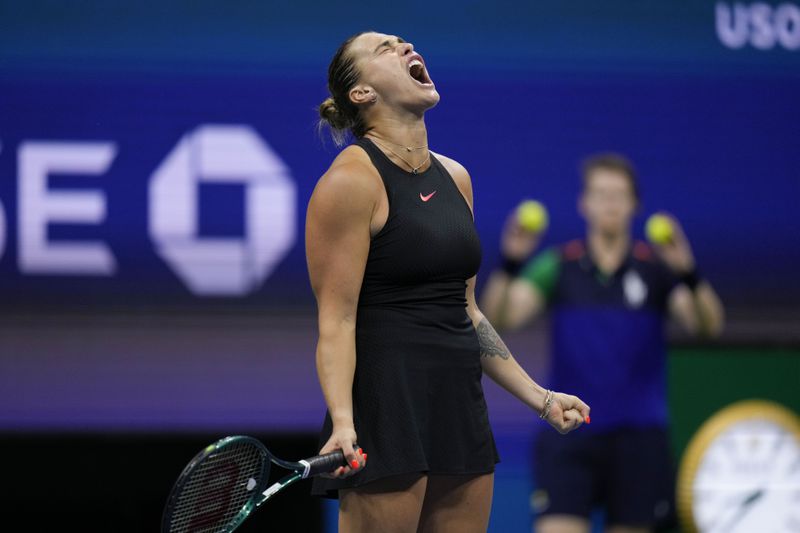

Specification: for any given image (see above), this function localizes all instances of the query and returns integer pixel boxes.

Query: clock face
[691,417,800,533]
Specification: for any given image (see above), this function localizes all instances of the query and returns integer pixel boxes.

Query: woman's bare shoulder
[310,144,381,213]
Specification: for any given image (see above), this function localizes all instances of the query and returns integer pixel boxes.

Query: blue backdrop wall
[1,0,799,310]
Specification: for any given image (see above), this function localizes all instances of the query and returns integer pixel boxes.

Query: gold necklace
[369,134,427,152]
[371,139,430,175]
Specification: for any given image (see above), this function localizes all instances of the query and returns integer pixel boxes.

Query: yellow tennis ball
[646,214,673,245]
[517,200,549,233]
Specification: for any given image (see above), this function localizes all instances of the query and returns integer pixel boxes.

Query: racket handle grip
[302,447,353,478]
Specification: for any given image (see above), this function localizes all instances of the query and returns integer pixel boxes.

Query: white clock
[677,400,800,533]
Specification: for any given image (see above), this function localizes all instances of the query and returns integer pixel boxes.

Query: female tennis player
[306,31,590,532]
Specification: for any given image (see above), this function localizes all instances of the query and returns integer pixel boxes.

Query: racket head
[162,436,271,533]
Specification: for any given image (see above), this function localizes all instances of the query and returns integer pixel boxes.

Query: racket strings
[168,443,263,532]
[167,441,267,533]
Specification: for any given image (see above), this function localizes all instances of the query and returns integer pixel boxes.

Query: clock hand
[711,433,784,532]
[715,488,764,533]
[740,488,763,508]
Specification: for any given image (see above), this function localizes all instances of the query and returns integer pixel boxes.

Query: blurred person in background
[480,153,725,533]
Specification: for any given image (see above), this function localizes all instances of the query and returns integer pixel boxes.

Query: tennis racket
[161,435,351,533]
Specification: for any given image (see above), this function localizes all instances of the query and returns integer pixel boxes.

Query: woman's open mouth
[407,55,433,86]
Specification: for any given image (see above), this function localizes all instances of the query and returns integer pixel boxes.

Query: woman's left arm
[466,277,589,433]
[435,152,589,433]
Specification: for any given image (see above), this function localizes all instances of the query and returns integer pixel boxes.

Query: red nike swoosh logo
[420,191,437,202]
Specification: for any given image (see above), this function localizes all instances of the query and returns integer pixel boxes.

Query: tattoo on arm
[476,317,511,360]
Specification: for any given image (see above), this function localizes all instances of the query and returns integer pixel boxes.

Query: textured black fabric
[311,138,499,498]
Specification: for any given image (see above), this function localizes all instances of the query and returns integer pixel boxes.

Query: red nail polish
[351,460,359,469]
[363,453,368,461]
[357,448,363,455]
[585,416,591,424]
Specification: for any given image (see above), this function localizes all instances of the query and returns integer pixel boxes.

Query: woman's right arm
[306,158,376,478]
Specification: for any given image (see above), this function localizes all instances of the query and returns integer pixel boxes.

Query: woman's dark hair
[318,31,371,146]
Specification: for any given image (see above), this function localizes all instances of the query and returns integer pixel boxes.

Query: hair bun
[318,97,349,131]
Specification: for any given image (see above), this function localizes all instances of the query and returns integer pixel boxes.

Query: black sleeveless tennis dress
[311,137,499,498]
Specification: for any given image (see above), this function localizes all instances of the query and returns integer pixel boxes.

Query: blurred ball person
[480,154,725,533]
[306,31,591,532]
